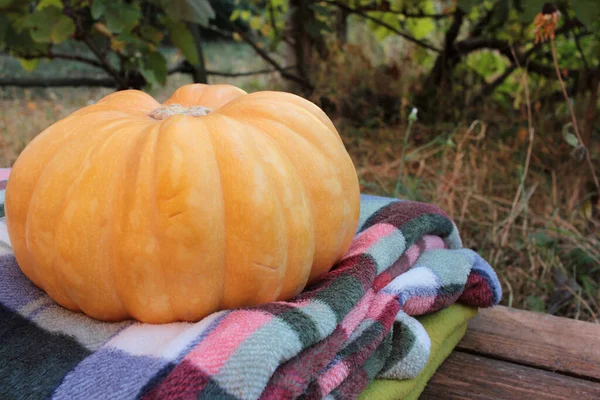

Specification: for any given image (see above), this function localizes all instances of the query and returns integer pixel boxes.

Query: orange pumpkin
[5,84,360,323]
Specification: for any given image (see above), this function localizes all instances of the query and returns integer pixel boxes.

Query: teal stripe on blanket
[0,303,92,399]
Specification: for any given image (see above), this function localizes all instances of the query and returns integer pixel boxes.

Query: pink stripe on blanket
[404,242,422,266]
[343,223,397,260]
[183,310,272,375]
[341,289,374,333]
[403,296,436,315]
[0,168,11,181]
[317,361,350,397]
[366,292,397,320]
[423,235,445,250]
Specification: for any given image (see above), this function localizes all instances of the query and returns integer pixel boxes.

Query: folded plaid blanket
[361,303,478,400]
[0,168,501,400]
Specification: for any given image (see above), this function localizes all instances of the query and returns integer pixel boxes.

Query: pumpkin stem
[149,104,213,120]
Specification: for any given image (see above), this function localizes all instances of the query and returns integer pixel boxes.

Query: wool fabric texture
[359,303,478,400]
[0,168,501,400]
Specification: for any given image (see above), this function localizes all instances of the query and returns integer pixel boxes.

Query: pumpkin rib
[111,118,151,321]
[153,115,214,322]
[108,119,157,321]
[8,112,89,291]
[121,120,175,322]
[150,114,228,322]
[150,119,178,322]
[237,91,341,144]
[28,119,129,312]
[25,124,99,309]
[241,121,291,288]
[241,122,316,300]
[206,114,289,308]
[163,83,246,109]
[73,123,138,319]
[93,89,161,118]
[194,116,228,315]
[53,120,135,316]
[219,97,345,163]
[227,114,350,280]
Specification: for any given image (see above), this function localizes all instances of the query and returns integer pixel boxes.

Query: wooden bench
[421,306,600,399]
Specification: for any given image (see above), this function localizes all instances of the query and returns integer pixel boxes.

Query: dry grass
[339,118,599,322]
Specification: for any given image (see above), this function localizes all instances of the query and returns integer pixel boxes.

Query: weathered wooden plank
[457,305,600,380]
[421,351,600,400]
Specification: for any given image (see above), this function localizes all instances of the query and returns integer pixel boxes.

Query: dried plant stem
[501,48,535,246]
[395,117,416,197]
[550,39,600,197]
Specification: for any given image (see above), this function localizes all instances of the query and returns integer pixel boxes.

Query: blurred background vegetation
[0,0,599,322]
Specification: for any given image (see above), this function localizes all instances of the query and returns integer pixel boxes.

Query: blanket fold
[360,303,478,400]
[0,171,501,400]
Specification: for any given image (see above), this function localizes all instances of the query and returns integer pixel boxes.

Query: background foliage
[1,0,599,322]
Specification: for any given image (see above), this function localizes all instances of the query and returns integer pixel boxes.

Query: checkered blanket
[0,168,501,400]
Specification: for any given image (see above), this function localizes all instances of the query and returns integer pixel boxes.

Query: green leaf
[106,4,141,34]
[564,132,579,147]
[92,0,141,34]
[493,0,510,25]
[18,57,40,71]
[51,16,75,43]
[91,0,106,19]
[572,0,600,29]
[529,231,556,247]
[141,50,168,86]
[305,19,329,38]
[250,16,262,30]
[37,0,63,10]
[526,295,545,313]
[308,3,330,14]
[114,32,145,50]
[162,0,215,27]
[579,276,597,298]
[457,0,479,13]
[516,0,546,22]
[407,18,434,40]
[0,0,17,9]
[568,247,595,267]
[169,21,200,66]
[4,23,51,54]
[0,15,8,50]
[240,10,252,21]
[230,9,240,21]
[139,25,164,44]
[25,6,75,44]
[562,123,579,147]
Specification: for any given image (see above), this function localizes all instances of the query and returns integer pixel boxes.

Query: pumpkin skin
[5,84,360,323]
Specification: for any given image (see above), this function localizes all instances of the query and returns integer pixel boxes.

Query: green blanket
[361,304,477,400]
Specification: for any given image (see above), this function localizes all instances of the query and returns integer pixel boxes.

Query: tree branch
[469,3,497,38]
[479,65,517,98]
[219,13,312,90]
[320,0,441,52]
[353,1,450,19]
[468,23,592,104]
[203,25,234,40]
[0,76,115,88]
[424,7,465,89]
[455,21,592,80]
[82,36,126,88]
[12,51,104,69]
[168,61,297,77]
[207,68,291,77]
